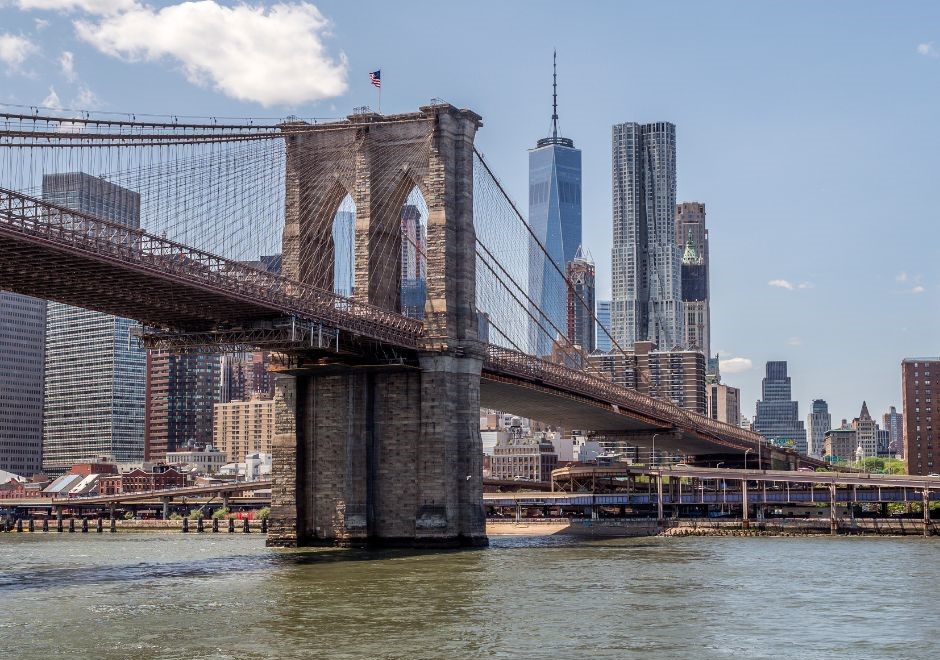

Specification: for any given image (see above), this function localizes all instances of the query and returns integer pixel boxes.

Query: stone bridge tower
[267,104,486,548]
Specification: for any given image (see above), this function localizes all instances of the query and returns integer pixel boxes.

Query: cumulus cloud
[40,85,61,109]
[918,42,939,58]
[719,357,753,374]
[797,281,814,289]
[912,285,925,294]
[768,279,794,290]
[59,50,75,81]
[34,18,50,29]
[17,0,137,15]
[0,33,39,74]
[74,1,348,106]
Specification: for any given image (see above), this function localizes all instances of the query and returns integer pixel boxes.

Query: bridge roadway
[50,480,273,506]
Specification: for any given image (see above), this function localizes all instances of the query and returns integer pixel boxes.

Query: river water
[1,533,937,659]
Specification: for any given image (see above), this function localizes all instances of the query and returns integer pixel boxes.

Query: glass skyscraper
[528,53,582,356]
[42,173,146,474]
[0,292,45,476]
[611,122,683,350]
[753,361,807,455]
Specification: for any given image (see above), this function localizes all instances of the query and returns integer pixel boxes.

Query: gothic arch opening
[332,193,356,298]
[399,186,428,319]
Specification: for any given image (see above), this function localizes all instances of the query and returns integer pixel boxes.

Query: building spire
[682,229,700,265]
[536,51,573,148]
[552,49,558,139]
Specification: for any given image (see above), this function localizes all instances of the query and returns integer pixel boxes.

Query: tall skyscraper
[145,350,221,461]
[595,300,612,353]
[902,358,939,475]
[753,361,807,454]
[528,52,581,356]
[333,210,355,297]
[806,399,832,457]
[882,405,904,457]
[611,121,682,350]
[0,292,45,476]
[566,247,595,352]
[41,173,146,474]
[676,202,710,356]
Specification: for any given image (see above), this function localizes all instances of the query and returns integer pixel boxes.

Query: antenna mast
[552,49,558,139]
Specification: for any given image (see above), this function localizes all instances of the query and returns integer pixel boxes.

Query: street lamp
[744,448,752,472]
[651,433,661,468]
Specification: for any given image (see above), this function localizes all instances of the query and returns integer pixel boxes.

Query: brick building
[213,393,274,462]
[902,358,940,475]
[587,340,706,413]
[120,466,186,493]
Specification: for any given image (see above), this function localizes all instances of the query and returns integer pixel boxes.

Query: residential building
[806,399,832,457]
[882,406,904,457]
[753,361,807,454]
[566,247,595,352]
[676,203,710,356]
[852,401,878,459]
[213,393,275,462]
[220,352,274,403]
[145,350,221,461]
[528,53,581,356]
[877,428,891,458]
[595,299,612,352]
[41,173,146,475]
[611,121,682,350]
[490,432,558,483]
[825,428,857,464]
[902,358,940,475]
[0,291,45,476]
[706,382,741,425]
[588,341,705,413]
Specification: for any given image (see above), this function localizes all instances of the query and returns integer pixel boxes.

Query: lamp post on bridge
[744,448,752,473]
[651,433,661,468]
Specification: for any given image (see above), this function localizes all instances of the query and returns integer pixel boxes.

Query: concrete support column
[830,483,838,535]
[741,479,749,528]
[924,489,931,538]
[656,474,664,522]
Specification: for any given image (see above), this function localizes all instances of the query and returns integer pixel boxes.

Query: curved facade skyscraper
[528,52,582,356]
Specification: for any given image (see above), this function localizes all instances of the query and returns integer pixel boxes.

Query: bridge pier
[268,357,486,548]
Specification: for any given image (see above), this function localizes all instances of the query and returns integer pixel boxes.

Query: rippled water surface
[1,533,938,659]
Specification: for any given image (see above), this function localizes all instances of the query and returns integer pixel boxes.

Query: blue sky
[1,1,937,425]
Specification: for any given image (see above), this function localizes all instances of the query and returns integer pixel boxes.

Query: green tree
[257,507,270,520]
[212,507,230,520]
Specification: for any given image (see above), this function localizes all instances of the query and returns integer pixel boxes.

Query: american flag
[369,70,381,88]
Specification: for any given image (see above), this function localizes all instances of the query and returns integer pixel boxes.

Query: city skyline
[1,1,937,420]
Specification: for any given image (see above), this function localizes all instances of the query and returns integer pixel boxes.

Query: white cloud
[59,50,75,81]
[719,357,753,374]
[34,18,50,29]
[896,271,909,283]
[912,285,925,294]
[40,85,61,109]
[74,1,348,106]
[918,42,939,58]
[73,85,99,107]
[797,281,814,289]
[768,279,794,290]
[788,337,802,347]
[17,0,137,16]
[0,33,39,74]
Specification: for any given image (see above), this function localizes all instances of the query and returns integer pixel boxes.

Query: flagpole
[378,75,382,115]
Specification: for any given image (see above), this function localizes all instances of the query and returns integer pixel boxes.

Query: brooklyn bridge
[0,104,819,548]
